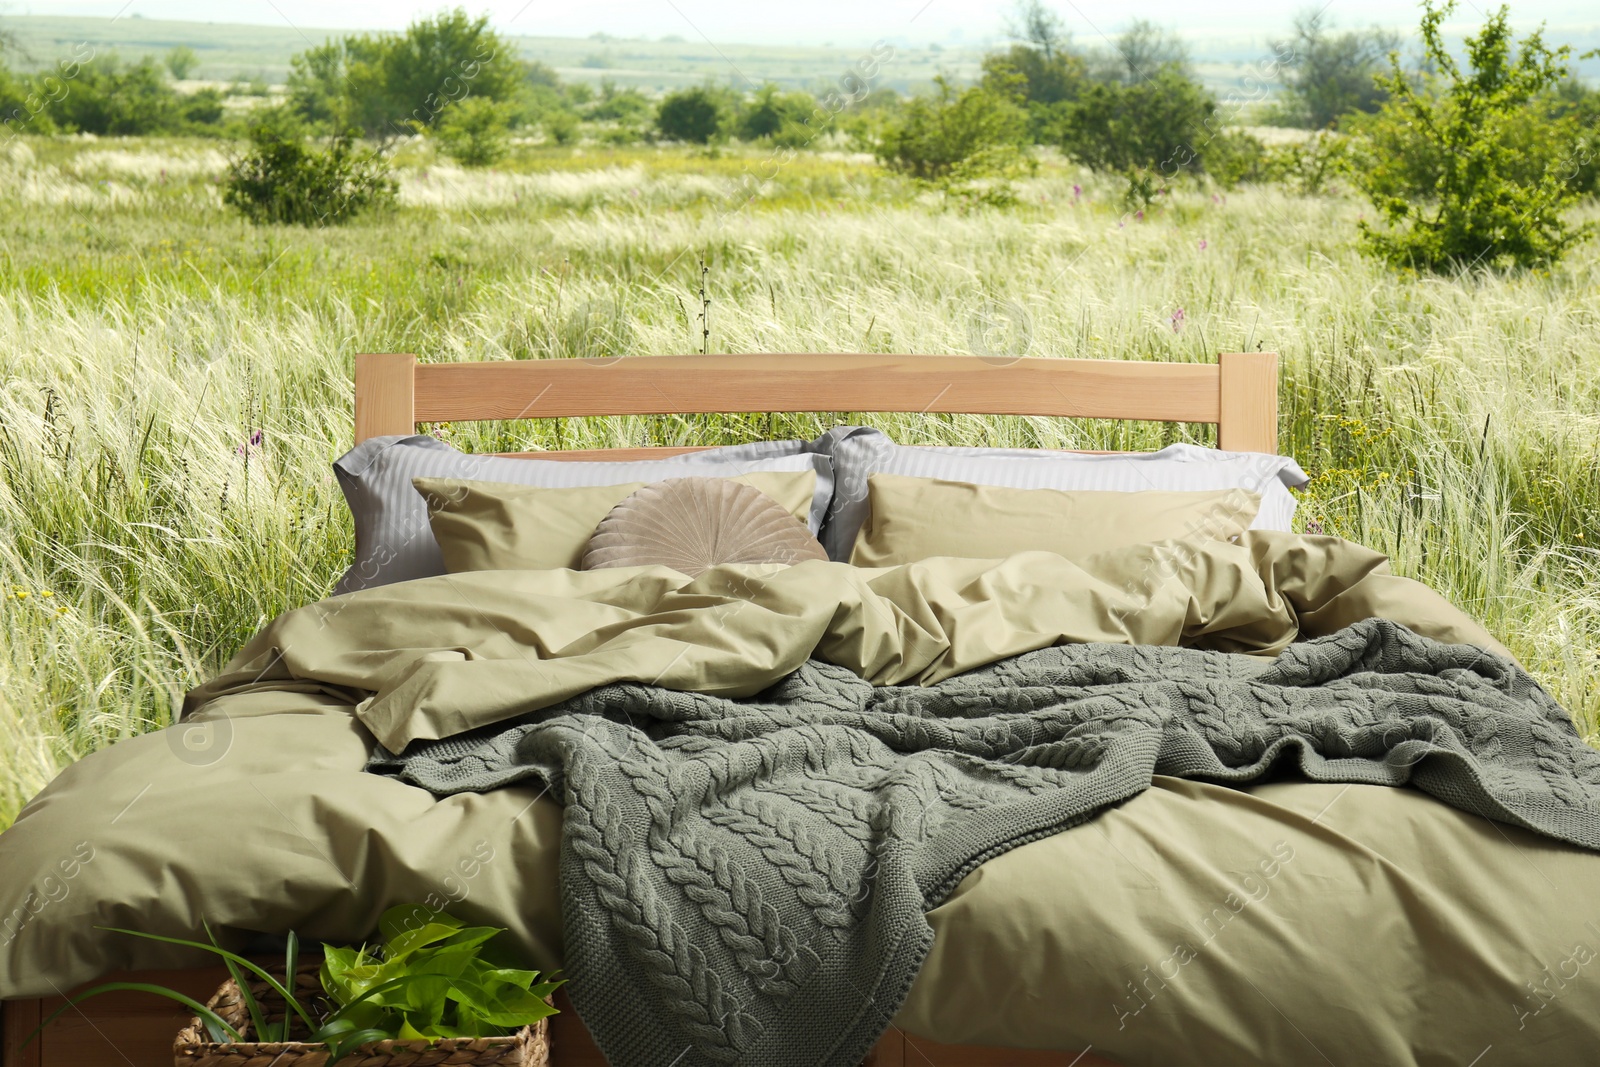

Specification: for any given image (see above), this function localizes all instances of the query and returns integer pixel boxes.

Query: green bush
[1352,1,1592,272]
[177,87,226,131]
[875,77,1028,181]
[1203,129,1271,188]
[50,55,180,135]
[435,96,511,167]
[1050,65,1215,177]
[1550,77,1600,197]
[164,46,200,81]
[544,109,579,145]
[587,82,652,123]
[224,117,396,226]
[655,87,728,144]
[287,9,529,139]
[738,84,817,146]
[1264,130,1351,195]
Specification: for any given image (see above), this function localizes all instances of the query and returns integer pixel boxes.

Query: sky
[10,0,1600,48]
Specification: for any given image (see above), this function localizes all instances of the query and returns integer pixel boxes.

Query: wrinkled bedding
[366,622,1600,1066]
[4,532,1599,1067]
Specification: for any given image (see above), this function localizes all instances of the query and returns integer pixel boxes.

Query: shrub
[1550,76,1600,197]
[224,117,396,226]
[50,55,180,135]
[1264,130,1350,195]
[738,84,817,146]
[164,46,200,81]
[287,9,528,139]
[876,77,1028,180]
[588,82,652,123]
[1203,129,1270,188]
[655,86,727,144]
[1352,0,1592,272]
[435,95,511,166]
[544,109,579,145]
[178,87,226,131]
[1051,65,1215,177]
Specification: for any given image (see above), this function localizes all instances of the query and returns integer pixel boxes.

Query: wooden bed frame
[3,350,1280,1067]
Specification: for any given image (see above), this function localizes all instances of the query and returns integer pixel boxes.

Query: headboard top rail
[355,351,1279,455]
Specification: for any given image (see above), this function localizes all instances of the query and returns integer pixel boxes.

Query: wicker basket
[172,966,550,1067]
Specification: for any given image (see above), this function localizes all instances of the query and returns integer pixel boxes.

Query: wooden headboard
[353,352,1280,457]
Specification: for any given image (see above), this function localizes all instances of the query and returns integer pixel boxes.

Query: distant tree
[1097,19,1190,83]
[981,45,1086,107]
[177,86,226,129]
[380,8,523,132]
[51,55,179,135]
[738,83,816,145]
[1273,9,1398,129]
[876,77,1028,180]
[1052,64,1214,177]
[1352,1,1590,271]
[164,45,200,80]
[588,80,652,123]
[655,86,727,143]
[286,8,528,139]
[1006,0,1068,60]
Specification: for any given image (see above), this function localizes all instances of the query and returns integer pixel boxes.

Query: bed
[5,351,1600,1067]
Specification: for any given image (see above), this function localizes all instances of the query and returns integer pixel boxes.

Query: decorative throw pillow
[849,473,1261,567]
[582,478,828,578]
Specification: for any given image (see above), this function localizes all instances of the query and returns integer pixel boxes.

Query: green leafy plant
[1351,0,1593,272]
[224,114,396,226]
[875,77,1029,182]
[27,905,561,1066]
[435,96,512,167]
[1264,130,1351,196]
[655,86,729,144]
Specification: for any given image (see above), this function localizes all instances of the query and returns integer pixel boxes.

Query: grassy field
[1,134,1599,828]
[0,14,984,93]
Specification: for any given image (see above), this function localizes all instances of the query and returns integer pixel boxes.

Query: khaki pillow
[416,470,818,573]
[583,478,828,577]
[849,473,1261,567]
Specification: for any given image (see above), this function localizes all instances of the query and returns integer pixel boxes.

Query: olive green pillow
[416,470,818,573]
[849,473,1261,567]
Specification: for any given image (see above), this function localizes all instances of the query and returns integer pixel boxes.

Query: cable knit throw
[369,620,1600,1067]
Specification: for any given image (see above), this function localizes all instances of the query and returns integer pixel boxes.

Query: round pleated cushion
[582,477,828,578]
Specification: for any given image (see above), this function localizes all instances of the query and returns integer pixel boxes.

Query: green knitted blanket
[369,620,1600,1067]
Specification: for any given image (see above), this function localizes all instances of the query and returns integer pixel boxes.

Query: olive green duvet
[3,533,1598,1065]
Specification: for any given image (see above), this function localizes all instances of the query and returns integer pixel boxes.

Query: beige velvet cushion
[583,477,828,577]
[850,473,1261,567]
[415,470,817,572]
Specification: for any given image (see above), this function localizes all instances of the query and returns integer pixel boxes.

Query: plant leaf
[206,921,270,1045]
[25,983,241,1047]
[94,926,316,1034]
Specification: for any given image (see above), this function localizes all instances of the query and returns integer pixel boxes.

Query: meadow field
[1,134,1598,828]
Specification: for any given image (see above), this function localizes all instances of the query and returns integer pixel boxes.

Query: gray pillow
[804,426,1309,562]
[334,435,831,593]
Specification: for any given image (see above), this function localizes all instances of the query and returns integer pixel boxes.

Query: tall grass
[2,138,1598,827]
